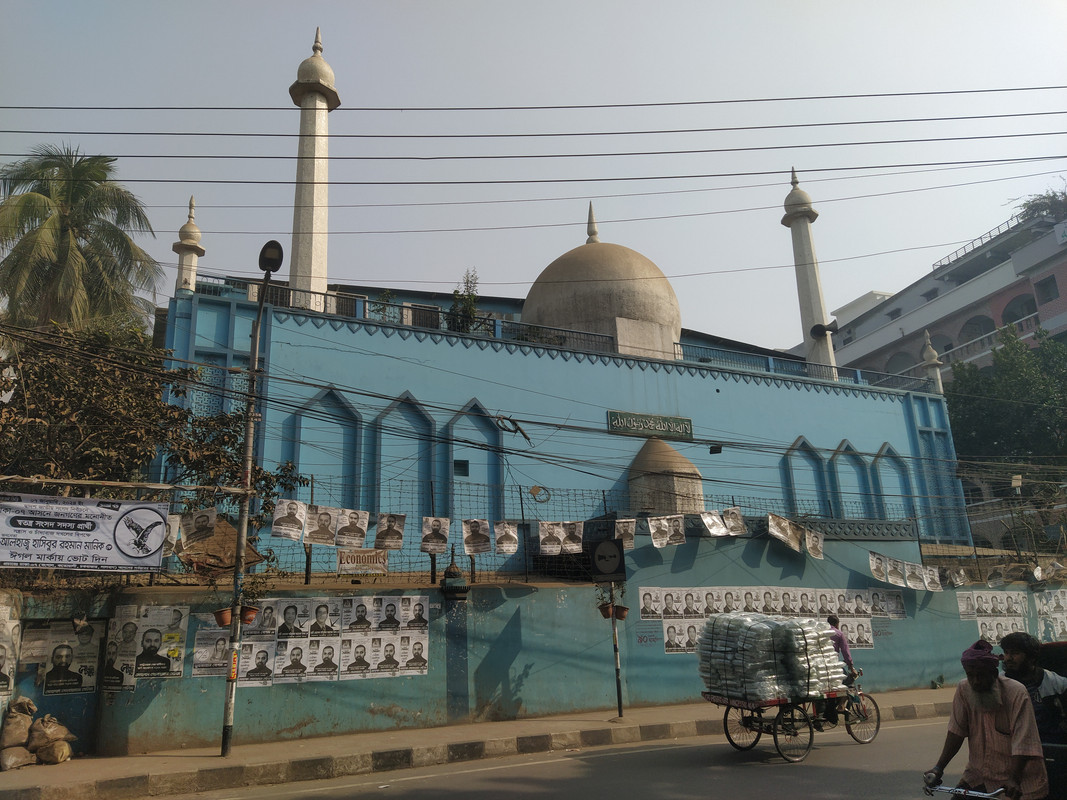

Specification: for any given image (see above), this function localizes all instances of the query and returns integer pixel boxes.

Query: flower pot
[213,607,232,627]
[598,602,614,619]
[240,605,259,624]
[613,605,629,620]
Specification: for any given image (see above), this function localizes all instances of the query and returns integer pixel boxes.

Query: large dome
[523,239,681,350]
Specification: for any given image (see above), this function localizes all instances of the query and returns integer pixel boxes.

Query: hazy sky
[3,1,1066,350]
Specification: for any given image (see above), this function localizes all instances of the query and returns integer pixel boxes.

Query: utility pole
[221,241,283,757]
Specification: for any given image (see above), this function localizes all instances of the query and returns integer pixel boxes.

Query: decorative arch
[372,391,436,520]
[959,315,995,344]
[1001,294,1037,326]
[284,387,362,509]
[828,440,874,518]
[445,399,504,521]
[782,436,830,517]
[871,443,916,520]
[885,351,915,375]
[927,333,953,356]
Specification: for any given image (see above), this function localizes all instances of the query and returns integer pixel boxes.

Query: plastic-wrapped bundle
[698,613,846,702]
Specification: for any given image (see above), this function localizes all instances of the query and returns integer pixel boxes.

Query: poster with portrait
[420,516,450,554]
[885,590,906,620]
[399,596,429,631]
[307,637,339,681]
[804,527,824,559]
[271,499,306,542]
[237,640,275,687]
[722,507,748,536]
[956,592,977,619]
[648,516,670,549]
[538,521,562,556]
[662,620,686,654]
[758,588,781,614]
[639,588,663,619]
[614,519,636,550]
[371,597,403,633]
[191,626,231,678]
[308,599,341,638]
[371,634,402,676]
[796,589,818,617]
[180,507,217,548]
[700,511,730,537]
[660,590,685,618]
[462,519,492,555]
[164,514,181,556]
[338,635,372,679]
[778,588,800,615]
[885,558,906,587]
[869,552,889,583]
[342,597,373,633]
[335,509,369,549]
[494,521,519,554]
[303,505,339,547]
[0,603,18,697]
[134,605,188,679]
[273,638,309,684]
[373,513,405,550]
[244,599,279,641]
[42,619,102,695]
[904,562,926,591]
[104,605,139,691]
[560,521,584,554]
[720,587,742,613]
[923,566,943,592]
[400,632,429,675]
[841,616,874,649]
[276,600,311,640]
[665,515,686,547]
[767,513,801,552]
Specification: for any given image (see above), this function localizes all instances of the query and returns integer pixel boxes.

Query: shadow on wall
[473,606,530,722]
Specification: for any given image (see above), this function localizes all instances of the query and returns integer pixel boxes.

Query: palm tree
[0,144,161,329]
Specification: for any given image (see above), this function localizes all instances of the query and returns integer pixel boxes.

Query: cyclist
[816,615,857,728]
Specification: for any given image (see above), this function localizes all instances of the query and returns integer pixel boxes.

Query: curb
[0,702,948,800]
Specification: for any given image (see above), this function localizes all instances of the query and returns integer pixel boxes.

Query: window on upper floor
[921,288,939,301]
[886,308,902,320]
[1035,275,1059,305]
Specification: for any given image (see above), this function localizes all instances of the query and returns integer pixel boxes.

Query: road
[169,718,957,800]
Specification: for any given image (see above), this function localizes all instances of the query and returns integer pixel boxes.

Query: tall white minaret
[781,168,836,368]
[172,196,204,296]
[288,28,340,311]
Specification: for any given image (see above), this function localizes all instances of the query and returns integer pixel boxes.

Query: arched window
[885,351,915,375]
[1001,294,1037,326]
[927,333,953,356]
[958,315,995,343]
[782,437,830,516]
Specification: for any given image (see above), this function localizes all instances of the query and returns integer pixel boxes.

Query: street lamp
[221,240,283,757]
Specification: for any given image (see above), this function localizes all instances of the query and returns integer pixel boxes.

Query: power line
[3,83,1066,112]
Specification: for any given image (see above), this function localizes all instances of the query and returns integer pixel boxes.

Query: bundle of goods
[0,700,76,770]
[698,613,846,703]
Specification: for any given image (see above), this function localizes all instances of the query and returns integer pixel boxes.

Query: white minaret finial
[586,202,600,244]
[921,330,945,394]
[173,195,205,296]
[288,29,341,311]
[781,169,836,370]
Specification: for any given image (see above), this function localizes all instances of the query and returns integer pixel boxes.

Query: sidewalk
[1,686,956,800]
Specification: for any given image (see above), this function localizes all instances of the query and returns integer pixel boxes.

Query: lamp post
[221,240,283,758]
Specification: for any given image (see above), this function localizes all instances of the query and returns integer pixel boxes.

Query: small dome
[524,238,681,345]
[781,167,818,225]
[629,438,701,480]
[289,29,340,110]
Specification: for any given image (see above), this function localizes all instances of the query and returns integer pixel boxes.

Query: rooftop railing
[932,215,1024,270]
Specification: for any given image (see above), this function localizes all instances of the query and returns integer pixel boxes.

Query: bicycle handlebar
[923,787,1005,798]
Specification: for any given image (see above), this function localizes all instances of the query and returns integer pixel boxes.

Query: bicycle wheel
[723,706,762,750]
[773,705,813,762]
[845,692,881,743]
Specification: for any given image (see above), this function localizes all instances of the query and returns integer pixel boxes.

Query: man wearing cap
[924,640,1047,800]
[1001,631,1067,744]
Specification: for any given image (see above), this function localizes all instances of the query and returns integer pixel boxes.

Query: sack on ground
[35,740,72,765]
[0,746,36,771]
[26,715,77,752]
[0,709,33,750]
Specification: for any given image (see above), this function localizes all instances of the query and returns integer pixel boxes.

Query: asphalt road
[168,718,958,800]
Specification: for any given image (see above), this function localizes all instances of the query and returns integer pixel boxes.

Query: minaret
[172,196,204,296]
[920,330,945,394]
[288,28,340,311]
[781,168,836,368]
[586,201,600,243]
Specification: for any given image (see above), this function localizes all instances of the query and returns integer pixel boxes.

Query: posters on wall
[336,509,369,549]
[40,618,105,695]
[420,517,450,554]
[641,585,908,654]
[0,601,19,698]
[373,514,406,550]
[191,626,230,678]
[462,519,492,556]
[271,500,306,542]
[1034,589,1067,642]
[954,590,1032,644]
[614,519,636,550]
[304,505,340,546]
[868,550,941,591]
[494,521,519,555]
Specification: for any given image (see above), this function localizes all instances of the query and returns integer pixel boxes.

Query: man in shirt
[818,615,855,727]
[1001,631,1067,744]
[924,639,1047,800]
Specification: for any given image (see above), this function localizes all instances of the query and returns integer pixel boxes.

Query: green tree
[1014,179,1067,223]
[946,326,1067,495]
[447,267,482,333]
[0,144,161,330]
[0,321,305,526]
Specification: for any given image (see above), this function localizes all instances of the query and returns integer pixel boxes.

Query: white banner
[0,493,170,571]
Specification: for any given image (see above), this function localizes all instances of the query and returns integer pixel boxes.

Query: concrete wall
[9,532,1032,756]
